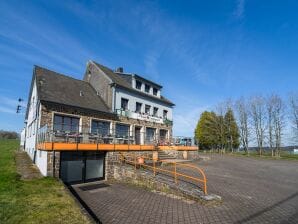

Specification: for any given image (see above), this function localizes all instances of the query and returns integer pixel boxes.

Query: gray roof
[34,66,112,114]
[92,61,175,106]
[133,74,162,88]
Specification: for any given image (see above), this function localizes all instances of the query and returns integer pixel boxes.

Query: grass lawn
[199,149,298,160]
[0,140,92,224]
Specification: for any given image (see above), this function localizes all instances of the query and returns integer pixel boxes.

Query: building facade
[22,61,195,184]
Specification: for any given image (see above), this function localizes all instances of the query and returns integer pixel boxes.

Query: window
[153,107,158,117]
[115,124,130,138]
[121,98,129,110]
[53,114,79,132]
[91,120,110,136]
[145,84,150,93]
[136,102,142,113]
[31,96,35,110]
[153,88,158,96]
[136,80,142,90]
[32,121,35,135]
[160,129,168,140]
[145,105,151,114]
[27,125,29,137]
[146,128,156,144]
[163,110,168,119]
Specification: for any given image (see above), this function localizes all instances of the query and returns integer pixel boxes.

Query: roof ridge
[90,60,174,106]
[91,60,132,86]
[34,65,87,83]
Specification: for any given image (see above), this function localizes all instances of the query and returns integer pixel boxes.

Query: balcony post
[174,163,177,184]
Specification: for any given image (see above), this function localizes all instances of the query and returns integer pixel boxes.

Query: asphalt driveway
[73,154,298,224]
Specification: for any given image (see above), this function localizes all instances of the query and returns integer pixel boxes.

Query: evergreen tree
[215,114,227,150]
[224,109,240,151]
[195,111,218,150]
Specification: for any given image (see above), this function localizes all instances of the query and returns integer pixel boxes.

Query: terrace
[37,124,197,151]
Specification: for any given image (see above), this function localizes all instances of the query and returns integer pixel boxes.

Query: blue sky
[0,0,298,136]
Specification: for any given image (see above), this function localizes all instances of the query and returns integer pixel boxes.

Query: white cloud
[234,0,245,19]
[0,106,15,114]
[144,51,160,80]
[0,96,26,114]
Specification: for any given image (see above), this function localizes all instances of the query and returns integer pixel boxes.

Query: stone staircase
[158,150,176,160]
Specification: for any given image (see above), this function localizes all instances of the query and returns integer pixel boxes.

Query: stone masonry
[39,102,173,178]
[47,151,60,177]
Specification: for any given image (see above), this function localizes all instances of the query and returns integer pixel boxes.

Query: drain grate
[79,183,110,191]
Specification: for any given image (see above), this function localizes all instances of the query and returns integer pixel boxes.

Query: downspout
[33,101,41,164]
[112,84,117,113]
[53,150,56,178]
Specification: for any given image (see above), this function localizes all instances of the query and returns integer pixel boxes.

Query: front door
[60,151,105,184]
[135,127,141,144]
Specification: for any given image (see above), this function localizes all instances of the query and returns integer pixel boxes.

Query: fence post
[203,178,207,195]
[153,159,156,176]
[134,152,137,170]
[174,163,177,184]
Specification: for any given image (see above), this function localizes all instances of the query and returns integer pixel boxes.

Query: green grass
[230,151,298,160]
[0,140,92,224]
[199,149,298,160]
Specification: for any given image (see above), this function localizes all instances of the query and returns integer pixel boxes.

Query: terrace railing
[119,152,207,194]
[37,124,172,146]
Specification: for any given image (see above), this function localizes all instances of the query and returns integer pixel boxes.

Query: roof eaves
[40,100,116,118]
[115,84,175,106]
[133,74,163,88]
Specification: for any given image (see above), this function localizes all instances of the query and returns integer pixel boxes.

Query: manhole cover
[79,183,110,191]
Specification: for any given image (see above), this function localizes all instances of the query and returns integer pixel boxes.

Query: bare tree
[289,92,298,143]
[250,95,267,156]
[267,94,285,157]
[235,97,250,154]
[267,95,275,156]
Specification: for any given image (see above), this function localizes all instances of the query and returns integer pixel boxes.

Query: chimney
[115,67,123,73]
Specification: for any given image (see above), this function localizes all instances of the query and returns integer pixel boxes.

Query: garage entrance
[60,151,105,184]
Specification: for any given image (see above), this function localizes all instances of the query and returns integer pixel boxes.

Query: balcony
[116,109,173,125]
[37,124,197,151]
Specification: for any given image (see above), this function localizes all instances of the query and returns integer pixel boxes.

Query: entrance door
[60,151,105,184]
[146,128,156,144]
[159,129,168,145]
[85,152,104,182]
[135,127,141,145]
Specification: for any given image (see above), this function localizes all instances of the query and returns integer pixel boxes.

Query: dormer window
[136,80,142,90]
[153,88,158,96]
[145,84,150,93]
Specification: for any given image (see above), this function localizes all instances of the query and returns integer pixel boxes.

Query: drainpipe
[113,84,117,113]
[53,151,56,178]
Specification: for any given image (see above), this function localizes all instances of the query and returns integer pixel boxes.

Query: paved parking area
[73,154,298,224]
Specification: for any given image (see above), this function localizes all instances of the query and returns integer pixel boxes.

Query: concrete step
[158,151,176,160]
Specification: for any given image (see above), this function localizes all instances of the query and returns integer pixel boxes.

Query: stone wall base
[105,151,154,180]
[47,151,60,177]
[162,150,201,160]
[108,164,221,204]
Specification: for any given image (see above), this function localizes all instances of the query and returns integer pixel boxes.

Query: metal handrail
[119,152,208,194]
[37,124,195,147]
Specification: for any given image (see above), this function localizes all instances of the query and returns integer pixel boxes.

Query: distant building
[22,61,196,184]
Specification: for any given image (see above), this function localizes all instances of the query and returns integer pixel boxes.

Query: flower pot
[137,157,144,164]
